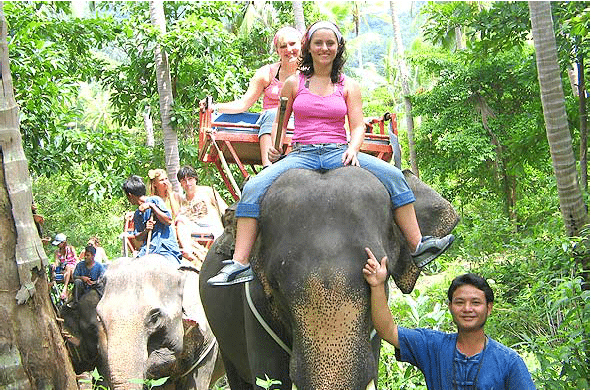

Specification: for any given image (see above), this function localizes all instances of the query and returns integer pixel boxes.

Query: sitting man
[123,175,181,264]
[71,245,105,306]
[363,248,536,389]
[175,165,227,265]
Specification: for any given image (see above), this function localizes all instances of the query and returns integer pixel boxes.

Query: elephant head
[200,166,458,390]
[60,289,105,376]
[96,255,222,390]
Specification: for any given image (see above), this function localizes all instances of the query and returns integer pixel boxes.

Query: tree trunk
[576,57,589,192]
[528,1,589,239]
[143,106,155,148]
[390,1,418,176]
[292,1,305,33]
[0,2,78,388]
[149,0,181,193]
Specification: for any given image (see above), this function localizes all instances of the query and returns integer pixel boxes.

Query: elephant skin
[95,255,224,390]
[60,289,108,385]
[200,167,458,390]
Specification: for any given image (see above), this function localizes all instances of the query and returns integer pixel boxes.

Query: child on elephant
[207,21,455,286]
[122,175,181,264]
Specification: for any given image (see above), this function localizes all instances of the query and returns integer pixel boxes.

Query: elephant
[60,288,108,385]
[93,254,224,390]
[199,166,459,390]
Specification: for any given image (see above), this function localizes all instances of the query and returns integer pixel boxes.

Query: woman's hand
[342,147,360,166]
[362,247,388,287]
[268,146,283,163]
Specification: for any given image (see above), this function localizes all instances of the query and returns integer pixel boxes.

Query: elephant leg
[244,310,291,390]
[222,354,253,390]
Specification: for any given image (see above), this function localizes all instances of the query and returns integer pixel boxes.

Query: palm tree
[292,0,305,33]
[149,0,181,192]
[528,1,588,240]
[0,2,78,387]
[390,1,418,176]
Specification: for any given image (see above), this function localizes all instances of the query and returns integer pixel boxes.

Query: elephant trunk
[289,276,376,390]
[104,322,148,390]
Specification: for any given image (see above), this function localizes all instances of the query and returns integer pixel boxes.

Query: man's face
[84,251,94,264]
[448,284,493,332]
[179,176,197,192]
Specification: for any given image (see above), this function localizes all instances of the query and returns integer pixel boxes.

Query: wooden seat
[198,98,397,200]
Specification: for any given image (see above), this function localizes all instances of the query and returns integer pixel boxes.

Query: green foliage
[469,226,590,390]
[256,374,282,389]
[33,173,130,259]
[5,2,116,177]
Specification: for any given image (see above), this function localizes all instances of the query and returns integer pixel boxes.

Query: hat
[52,233,67,246]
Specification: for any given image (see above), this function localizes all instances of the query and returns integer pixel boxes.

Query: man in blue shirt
[72,245,105,305]
[123,175,181,264]
[363,248,536,390]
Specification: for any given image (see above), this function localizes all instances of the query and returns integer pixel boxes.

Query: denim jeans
[236,144,416,218]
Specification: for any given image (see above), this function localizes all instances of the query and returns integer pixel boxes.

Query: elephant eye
[146,308,163,327]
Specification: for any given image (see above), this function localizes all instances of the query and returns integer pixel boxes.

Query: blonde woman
[148,168,181,218]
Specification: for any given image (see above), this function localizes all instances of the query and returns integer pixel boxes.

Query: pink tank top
[57,245,77,267]
[262,63,283,110]
[291,73,348,144]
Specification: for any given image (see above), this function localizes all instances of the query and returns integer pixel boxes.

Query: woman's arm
[342,78,365,166]
[216,64,272,113]
[363,247,400,349]
[139,200,172,226]
[269,75,297,161]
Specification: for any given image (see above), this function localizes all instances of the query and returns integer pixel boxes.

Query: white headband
[307,21,342,42]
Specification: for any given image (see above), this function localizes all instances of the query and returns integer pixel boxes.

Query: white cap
[52,233,67,246]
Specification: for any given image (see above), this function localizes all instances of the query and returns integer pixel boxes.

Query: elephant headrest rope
[244,282,377,357]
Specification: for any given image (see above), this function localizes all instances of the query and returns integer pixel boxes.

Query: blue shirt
[73,261,105,292]
[133,195,181,263]
[397,327,536,390]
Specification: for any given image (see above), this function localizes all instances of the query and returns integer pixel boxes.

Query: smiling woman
[214,26,303,167]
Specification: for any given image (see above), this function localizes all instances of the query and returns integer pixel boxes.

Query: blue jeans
[236,144,416,218]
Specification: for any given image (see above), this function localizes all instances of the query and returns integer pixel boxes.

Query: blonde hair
[148,169,180,217]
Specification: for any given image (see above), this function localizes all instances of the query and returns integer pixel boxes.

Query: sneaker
[412,235,455,269]
[207,260,254,286]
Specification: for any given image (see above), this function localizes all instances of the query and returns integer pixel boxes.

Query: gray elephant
[199,167,459,390]
[95,255,224,390]
[60,289,108,386]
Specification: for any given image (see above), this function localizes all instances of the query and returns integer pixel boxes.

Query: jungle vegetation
[1,1,589,389]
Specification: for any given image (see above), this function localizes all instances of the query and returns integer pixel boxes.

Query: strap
[179,336,218,378]
[245,281,292,356]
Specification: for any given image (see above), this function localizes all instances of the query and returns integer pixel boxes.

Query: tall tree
[292,0,305,33]
[0,2,78,388]
[390,1,418,176]
[149,0,180,192]
[528,1,588,239]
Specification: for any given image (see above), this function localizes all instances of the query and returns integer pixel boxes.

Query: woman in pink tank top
[52,233,78,300]
[208,21,455,286]
[214,27,302,166]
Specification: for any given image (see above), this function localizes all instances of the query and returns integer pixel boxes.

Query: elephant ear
[387,171,459,294]
[387,247,421,295]
[213,204,237,258]
[179,266,210,336]
[403,170,459,237]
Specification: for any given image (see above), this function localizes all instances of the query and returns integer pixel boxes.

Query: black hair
[122,175,146,197]
[85,245,96,256]
[299,21,347,84]
[177,165,199,183]
[447,273,495,304]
